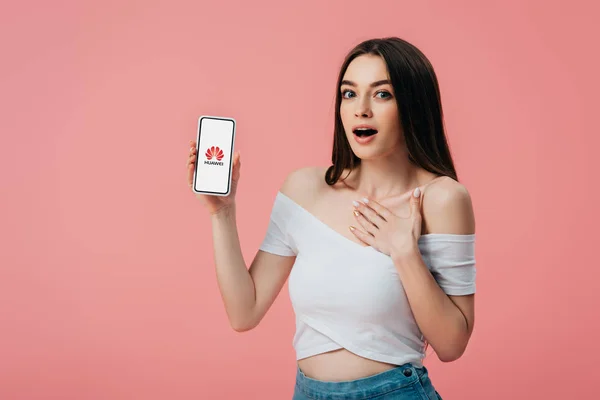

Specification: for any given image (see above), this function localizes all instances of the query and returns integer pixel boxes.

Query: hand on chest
[309,195,414,248]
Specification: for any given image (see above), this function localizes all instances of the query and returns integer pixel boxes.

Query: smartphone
[192,116,236,196]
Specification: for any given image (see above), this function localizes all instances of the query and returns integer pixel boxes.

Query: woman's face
[339,54,403,160]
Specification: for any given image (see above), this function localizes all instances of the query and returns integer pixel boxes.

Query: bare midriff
[297,348,399,382]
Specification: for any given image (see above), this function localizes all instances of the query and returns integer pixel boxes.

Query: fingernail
[362,197,369,204]
[413,187,421,198]
[349,226,355,231]
[352,200,360,207]
[353,210,360,217]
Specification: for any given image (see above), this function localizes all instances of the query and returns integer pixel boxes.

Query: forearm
[210,205,257,330]
[393,248,470,362]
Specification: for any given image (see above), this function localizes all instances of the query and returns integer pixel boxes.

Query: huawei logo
[204,146,225,166]
[205,146,224,161]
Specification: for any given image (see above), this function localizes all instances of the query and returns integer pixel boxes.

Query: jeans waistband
[295,363,426,400]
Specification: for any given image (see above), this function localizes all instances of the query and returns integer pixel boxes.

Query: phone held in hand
[192,116,236,197]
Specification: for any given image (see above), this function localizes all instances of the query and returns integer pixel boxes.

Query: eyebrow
[340,79,391,88]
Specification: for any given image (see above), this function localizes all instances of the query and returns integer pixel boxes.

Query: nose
[354,99,372,118]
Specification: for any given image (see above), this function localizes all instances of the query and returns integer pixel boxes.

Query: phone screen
[193,116,235,196]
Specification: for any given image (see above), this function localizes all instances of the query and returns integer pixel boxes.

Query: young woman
[186,37,476,400]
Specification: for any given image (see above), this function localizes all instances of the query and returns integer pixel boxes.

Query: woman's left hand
[350,187,423,260]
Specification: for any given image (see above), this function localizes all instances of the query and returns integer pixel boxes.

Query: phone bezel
[192,115,236,197]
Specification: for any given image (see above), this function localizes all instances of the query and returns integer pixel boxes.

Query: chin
[350,146,387,161]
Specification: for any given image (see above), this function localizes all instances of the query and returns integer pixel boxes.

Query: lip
[353,134,376,145]
[352,124,378,145]
[352,124,378,132]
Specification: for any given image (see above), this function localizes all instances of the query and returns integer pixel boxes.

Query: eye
[341,89,355,99]
[376,91,392,99]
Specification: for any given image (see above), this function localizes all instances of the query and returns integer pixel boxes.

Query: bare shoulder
[421,176,476,235]
[280,166,327,205]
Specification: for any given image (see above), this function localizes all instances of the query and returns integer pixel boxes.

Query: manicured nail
[353,210,360,217]
[413,187,421,198]
[362,197,369,204]
[352,200,360,207]
[349,226,356,231]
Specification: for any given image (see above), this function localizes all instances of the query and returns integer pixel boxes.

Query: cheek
[379,103,399,123]
[340,102,353,119]
[377,105,403,145]
[379,105,401,132]
[340,104,354,134]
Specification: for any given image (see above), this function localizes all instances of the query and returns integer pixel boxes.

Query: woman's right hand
[187,140,241,216]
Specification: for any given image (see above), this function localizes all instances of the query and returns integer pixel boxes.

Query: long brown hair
[325,37,459,185]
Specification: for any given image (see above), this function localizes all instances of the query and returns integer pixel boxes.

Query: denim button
[403,368,412,377]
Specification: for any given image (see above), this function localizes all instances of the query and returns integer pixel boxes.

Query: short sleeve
[418,234,477,295]
[259,192,298,257]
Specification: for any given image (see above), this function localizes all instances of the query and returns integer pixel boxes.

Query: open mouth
[353,128,378,137]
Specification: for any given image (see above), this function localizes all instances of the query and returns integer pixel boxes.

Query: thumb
[410,187,422,217]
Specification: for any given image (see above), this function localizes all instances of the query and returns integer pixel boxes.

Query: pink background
[1,1,598,399]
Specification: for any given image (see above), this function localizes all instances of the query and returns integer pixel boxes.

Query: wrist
[210,204,236,221]
[391,242,421,265]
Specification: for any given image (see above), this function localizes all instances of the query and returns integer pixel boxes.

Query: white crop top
[259,191,477,368]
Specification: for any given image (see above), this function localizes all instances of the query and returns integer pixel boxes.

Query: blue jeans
[293,363,442,400]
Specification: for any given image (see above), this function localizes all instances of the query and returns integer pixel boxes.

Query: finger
[353,200,386,227]
[187,163,194,187]
[231,150,241,180]
[359,197,393,221]
[187,151,196,185]
[410,187,422,217]
[353,209,377,235]
[349,226,374,246]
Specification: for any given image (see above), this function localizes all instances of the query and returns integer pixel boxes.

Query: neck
[346,150,421,200]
